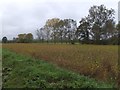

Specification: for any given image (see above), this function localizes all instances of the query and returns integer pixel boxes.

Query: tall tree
[63,19,77,43]
[56,19,65,43]
[77,5,115,44]
[26,33,33,42]
[76,17,90,43]
[115,22,120,44]
[89,5,115,44]
[102,20,115,40]
[45,18,61,43]
[44,23,53,43]
[36,28,45,42]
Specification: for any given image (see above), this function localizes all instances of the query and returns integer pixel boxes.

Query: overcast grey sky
[0,0,119,40]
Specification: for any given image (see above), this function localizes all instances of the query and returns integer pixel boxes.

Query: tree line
[2,33,33,43]
[2,5,120,45]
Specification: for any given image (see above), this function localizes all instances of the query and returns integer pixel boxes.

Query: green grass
[2,49,115,88]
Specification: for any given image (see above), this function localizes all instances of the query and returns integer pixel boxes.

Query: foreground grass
[3,43,118,82]
[2,49,115,88]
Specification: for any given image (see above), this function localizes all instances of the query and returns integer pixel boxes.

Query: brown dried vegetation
[3,43,119,83]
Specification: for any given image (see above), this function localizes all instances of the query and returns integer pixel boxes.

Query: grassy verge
[2,49,115,88]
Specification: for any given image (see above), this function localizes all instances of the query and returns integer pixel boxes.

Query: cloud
[0,0,119,40]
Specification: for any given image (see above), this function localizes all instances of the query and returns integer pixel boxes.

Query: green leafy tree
[17,33,33,43]
[77,5,115,44]
[18,34,26,43]
[76,17,90,43]
[63,19,77,44]
[115,22,120,44]
[2,37,7,43]
[88,5,115,44]
[26,33,33,42]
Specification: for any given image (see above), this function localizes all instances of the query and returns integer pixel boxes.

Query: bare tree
[36,28,45,42]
